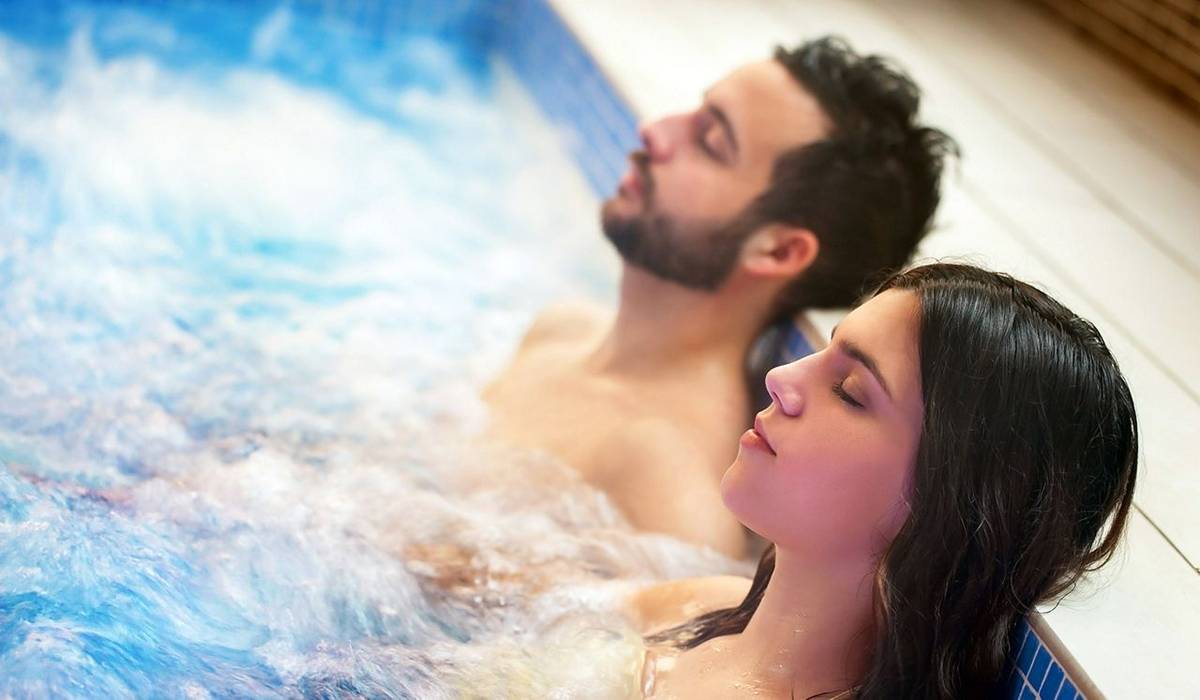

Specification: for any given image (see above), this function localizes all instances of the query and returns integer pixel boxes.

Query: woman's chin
[718,460,757,526]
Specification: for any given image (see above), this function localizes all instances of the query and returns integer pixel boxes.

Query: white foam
[0,14,737,696]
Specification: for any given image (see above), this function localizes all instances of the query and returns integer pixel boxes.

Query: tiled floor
[551,0,1200,696]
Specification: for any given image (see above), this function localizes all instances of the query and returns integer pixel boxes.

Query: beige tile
[1042,511,1200,698]
[956,0,1200,181]
[868,0,1200,271]
[971,192,1200,391]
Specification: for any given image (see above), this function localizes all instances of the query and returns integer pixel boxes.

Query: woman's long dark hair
[652,264,1139,699]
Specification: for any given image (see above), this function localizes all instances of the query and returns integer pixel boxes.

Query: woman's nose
[765,361,806,417]
[638,113,684,162]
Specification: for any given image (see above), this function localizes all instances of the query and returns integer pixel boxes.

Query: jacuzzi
[0,1,1085,697]
[0,1,739,696]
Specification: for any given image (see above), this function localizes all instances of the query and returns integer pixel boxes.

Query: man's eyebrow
[830,325,893,400]
[702,91,739,157]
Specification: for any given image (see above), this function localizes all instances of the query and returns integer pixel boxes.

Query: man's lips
[618,165,641,197]
[618,151,652,200]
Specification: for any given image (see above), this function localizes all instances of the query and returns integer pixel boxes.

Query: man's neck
[586,266,774,377]
[719,547,876,698]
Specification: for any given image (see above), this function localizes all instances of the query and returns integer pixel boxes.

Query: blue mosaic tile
[1030,647,1053,689]
[1010,621,1033,676]
[783,326,816,362]
[1000,618,1088,699]
[491,0,637,197]
[1017,625,1041,673]
[1006,635,1032,695]
[1058,679,1079,700]
[1041,664,1065,698]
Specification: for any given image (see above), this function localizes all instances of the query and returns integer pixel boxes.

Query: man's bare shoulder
[596,416,733,488]
[518,301,611,351]
[593,417,707,484]
[626,575,752,635]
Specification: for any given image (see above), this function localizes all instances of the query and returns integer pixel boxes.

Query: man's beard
[601,154,759,291]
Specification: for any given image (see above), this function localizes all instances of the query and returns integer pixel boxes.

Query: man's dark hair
[755,37,958,315]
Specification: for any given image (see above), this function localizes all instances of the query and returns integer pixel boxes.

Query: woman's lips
[740,417,776,455]
[754,417,776,455]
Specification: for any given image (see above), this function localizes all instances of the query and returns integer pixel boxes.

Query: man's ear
[741,225,819,278]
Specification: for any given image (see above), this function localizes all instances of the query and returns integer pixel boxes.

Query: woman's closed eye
[833,379,865,409]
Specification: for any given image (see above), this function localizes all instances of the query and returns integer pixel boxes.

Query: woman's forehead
[838,290,923,406]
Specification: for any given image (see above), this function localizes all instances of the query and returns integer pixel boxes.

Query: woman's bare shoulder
[626,576,752,635]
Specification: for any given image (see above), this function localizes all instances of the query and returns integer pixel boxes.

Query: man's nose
[638,113,684,162]
[764,360,807,417]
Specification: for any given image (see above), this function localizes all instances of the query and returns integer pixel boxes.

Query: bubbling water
[0,3,744,697]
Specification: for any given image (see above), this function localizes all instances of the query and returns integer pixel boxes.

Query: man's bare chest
[484,364,638,476]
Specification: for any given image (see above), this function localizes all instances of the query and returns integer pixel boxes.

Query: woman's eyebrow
[831,325,893,400]
[840,340,892,400]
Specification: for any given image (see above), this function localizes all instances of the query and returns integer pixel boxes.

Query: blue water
[0,2,742,697]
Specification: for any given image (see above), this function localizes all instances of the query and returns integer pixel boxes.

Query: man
[484,37,956,557]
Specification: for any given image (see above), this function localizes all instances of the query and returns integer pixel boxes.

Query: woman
[630,263,1138,699]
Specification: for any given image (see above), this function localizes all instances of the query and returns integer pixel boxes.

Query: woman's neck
[705,547,877,698]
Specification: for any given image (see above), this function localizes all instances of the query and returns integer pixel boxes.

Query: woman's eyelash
[833,380,864,409]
